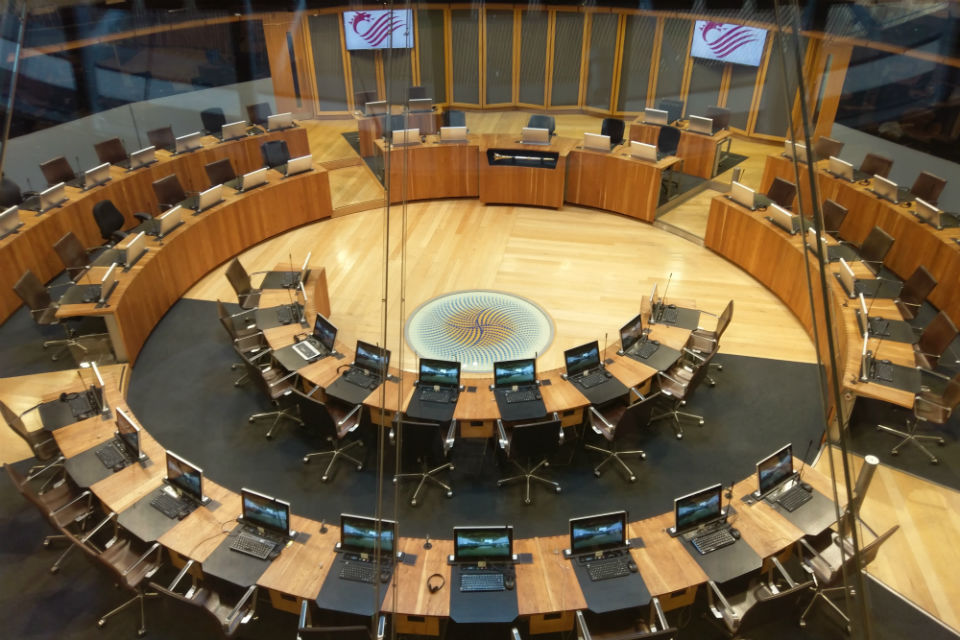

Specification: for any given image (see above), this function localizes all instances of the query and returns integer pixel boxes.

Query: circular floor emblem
[405,290,554,373]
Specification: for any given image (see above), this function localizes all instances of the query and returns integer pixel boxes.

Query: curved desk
[629,120,731,180]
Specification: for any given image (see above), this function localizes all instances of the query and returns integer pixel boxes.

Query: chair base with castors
[98,589,160,637]
[249,408,303,439]
[497,458,561,505]
[584,442,645,482]
[798,584,854,634]
[705,361,723,387]
[394,461,454,506]
[303,437,364,482]
[876,419,944,464]
[651,398,704,440]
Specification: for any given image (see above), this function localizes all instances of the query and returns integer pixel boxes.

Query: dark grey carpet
[0,306,82,377]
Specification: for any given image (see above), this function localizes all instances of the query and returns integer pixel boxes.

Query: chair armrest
[49,489,92,518]
[682,347,706,364]
[337,403,363,430]
[25,455,65,483]
[895,297,922,310]
[511,627,523,640]
[122,541,162,578]
[657,370,684,387]
[575,610,592,640]
[110,230,128,244]
[228,307,258,321]
[444,419,457,455]
[588,405,614,436]
[225,585,257,622]
[268,369,299,389]
[298,599,310,630]
[552,412,563,443]
[496,419,509,453]
[132,212,152,222]
[797,537,831,568]
[376,614,386,640]
[629,386,645,402]
[914,394,949,413]
[651,597,668,631]
[18,401,45,419]
[246,346,272,362]
[82,511,117,545]
[770,556,798,588]
[707,580,734,620]
[166,560,195,593]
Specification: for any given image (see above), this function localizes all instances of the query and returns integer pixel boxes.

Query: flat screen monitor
[365,100,388,115]
[856,293,870,335]
[730,181,756,209]
[122,231,146,268]
[220,121,247,141]
[239,167,268,191]
[284,154,313,176]
[419,358,460,387]
[838,258,857,298]
[756,443,794,496]
[354,340,390,374]
[84,162,111,188]
[0,205,22,237]
[493,358,537,388]
[453,525,513,563]
[648,282,659,315]
[619,313,644,353]
[807,227,828,256]
[391,128,420,146]
[440,126,468,142]
[569,511,628,556]
[100,263,118,303]
[115,407,142,461]
[674,483,723,534]
[240,488,291,537]
[40,182,66,211]
[343,9,414,50]
[197,184,223,211]
[175,131,203,154]
[629,141,658,161]
[872,174,899,203]
[85,361,107,415]
[165,450,204,503]
[688,115,714,135]
[158,206,182,236]
[521,127,550,144]
[827,156,854,181]
[339,514,396,556]
[914,197,940,226]
[312,313,337,352]
[783,140,809,164]
[267,112,293,131]
[564,341,602,378]
[860,331,870,381]
[768,203,798,234]
[583,132,610,151]
[408,98,432,112]
[690,20,767,67]
[129,146,156,170]
[643,108,669,126]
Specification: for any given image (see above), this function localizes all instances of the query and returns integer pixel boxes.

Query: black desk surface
[494,389,547,423]
[202,528,276,588]
[856,278,902,300]
[273,342,323,372]
[868,362,921,393]
[622,343,683,372]
[118,486,184,542]
[568,556,651,614]
[405,391,458,423]
[571,374,629,406]
[448,564,519,624]
[680,536,762,585]
[255,303,306,331]
[326,375,381,407]
[765,489,838,537]
[39,399,85,431]
[64,442,151,489]
[650,306,701,331]
[315,554,394,616]
[872,318,919,344]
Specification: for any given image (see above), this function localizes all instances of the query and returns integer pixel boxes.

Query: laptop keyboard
[150,492,192,519]
[229,531,277,560]
[869,317,890,337]
[871,359,894,383]
[421,388,455,403]
[658,306,679,325]
[346,368,380,389]
[635,341,660,359]
[577,371,608,389]
[584,557,631,581]
[777,485,813,512]
[459,571,505,592]
[339,562,377,584]
[691,527,736,555]
[276,305,298,325]
[504,388,541,403]
[95,441,128,471]
[68,392,96,419]
[292,341,321,360]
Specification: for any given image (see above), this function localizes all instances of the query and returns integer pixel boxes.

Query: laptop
[452,526,515,592]
[128,146,157,171]
[643,108,669,126]
[564,341,609,389]
[672,483,737,555]
[826,156,854,182]
[120,231,147,270]
[0,205,23,239]
[343,341,391,390]
[440,126,469,142]
[913,197,959,230]
[267,112,294,131]
[688,115,714,135]
[282,154,313,177]
[150,450,209,519]
[754,443,813,512]
[618,313,660,361]
[583,132,611,152]
[292,313,337,362]
[149,206,184,239]
[628,141,659,162]
[365,100,388,116]
[728,181,757,210]
[94,407,144,472]
[870,174,899,204]
[765,202,799,235]
[83,162,112,190]
[391,128,421,146]
[227,167,269,192]
[230,488,294,560]
[416,358,461,404]
[184,184,224,213]
[219,120,248,142]
[174,131,204,154]
[493,358,540,404]
[335,514,397,584]
[521,127,550,145]
[782,140,810,164]
[566,511,633,582]
[408,97,433,112]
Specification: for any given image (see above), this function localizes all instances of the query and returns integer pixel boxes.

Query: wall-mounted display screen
[690,21,767,67]
[343,10,414,50]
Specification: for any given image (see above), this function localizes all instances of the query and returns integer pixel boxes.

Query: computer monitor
[872,174,899,203]
[564,341,602,378]
[174,131,203,154]
[619,313,644,353]
[284,154,313,177]
[122,231,147,269]
[339,514,396,557]
[220,120,247,141]
[756,443,794,497]
[312,314,337,352]
[629,141,658,162]
[0,205,22,238]
[783,140,809,164]
[914,197,940,227]
[648,282,659,316]
[197,184,223,211]
[84,162,112,189]
[156,206,183,238]
[440,126,468,142]
[240,488,291,537]
[730,181,756,210]
[115,407,143,461]
[856,293,870,335]
[408,98,433,112]
[493,358,537,388]
[583,132,611,151]
[100,263,119,304]
[419,358,460,387]
[129,146,156,170]
[84,361,108,415]
[688,115,714,135]
[838,258,857,298]
[767,203,798,235]
[521,127,550,144]
[165,450,205,503]
[354,340,390,374]
[673,483,723,535]
[391,128,421,146]
[806,227,829,257]
[40,182,67,211]
[827,156,853,181]
[569,510,628,556]
[267,112,294,131]
[365,100,388,116]
[643,108,669,126]
[453,525,514,563]
[239,167,268,191]
[860,331,870,381]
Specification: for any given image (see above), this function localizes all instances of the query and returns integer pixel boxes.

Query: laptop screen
[312,314,337,352]
[419,358,460,387]
[123,231,146,267]
[674,483,723,534]
[354,341,390,374]
[569,511,627,555]
[643,108,668,125]
[564,341,601,378]
[619,313,644,352]
[730,181,756,209]
[340,514,396,556]
[757,444,794,496]
[166,450,203,502]
[241,488,290,537]
[115,407,141,459]
[828,156,853,180]
[493,358,536,388]
[453,526,514,563]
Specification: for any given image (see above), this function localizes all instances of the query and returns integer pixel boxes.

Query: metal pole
[0,1,29,178]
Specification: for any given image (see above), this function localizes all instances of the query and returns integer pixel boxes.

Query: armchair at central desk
[235,344,302,439]
[152,174,191,212]
[391,414,456,505]
[298,600,386,640]
[216,299,263,386]
[575,599,677,639]
[497,412,563,505]
[585,389,657,483]
[14,268,99,362]
[837,225,895,276]
[298,388,365,483]
[651,346,716,439]
[151,560,258,639]
[687,299,734,387]
[913,310,959,370]
[225,258,263,310]
[877,368,960,464]
[261,139,291,168]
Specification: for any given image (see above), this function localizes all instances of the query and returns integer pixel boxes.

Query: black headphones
[427,573,445,593]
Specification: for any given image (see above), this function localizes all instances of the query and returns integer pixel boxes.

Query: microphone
[75,155,82,176]
[319,519,328,534]
[658,273,673,322]
[423,534,432,550]
[795,439,815,490]
[868,328,890,381]
[601,332,608,367]
[724,481,733,499]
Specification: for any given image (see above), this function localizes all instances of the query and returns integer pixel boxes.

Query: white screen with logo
[343,10,414,50]
[690,21,767,67]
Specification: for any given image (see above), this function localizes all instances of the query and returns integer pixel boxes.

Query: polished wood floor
[3,111,958,635]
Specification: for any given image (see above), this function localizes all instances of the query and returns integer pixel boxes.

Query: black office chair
[496,412,563,505]
[688,299,733,386]
[236,344,302,439]
[147,125,176,152]
[151,174,188,211]
[200,107,227,137]
[0,173,23,207]
[705,106,731,132]
[92,199,151,244]
[821,199,848,237]
[651,346,715,439]
[204,158,236,187]
[298,388,365,482]
[600,117,626,146]
[39,156,77,187]
[656,125,681,156]
[392,414,456,505]
[707,561,813,638]
[13,269,87,361]
[2,399,65,488]
[913,311,958,370]
[443,109,466,128]
[585,390,659,482]
[260,139,291,168]
[246,102,272,126]
[408,85,427,100]
[910,171,947,206]
[657,98,684,124]
[93,137,129,165]
[766,177,797,209]
[894,265,937,321]
[526,114,555,136]
[225,258,262,310]
[215,299,263,386]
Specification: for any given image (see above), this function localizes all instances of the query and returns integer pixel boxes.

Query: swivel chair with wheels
[687,299,733,386]
[657,98,683,124]
[894,265,936,321]
[656,126,681,156]
[844,225,894,276]
[13,269,87,361]
[913,310,958,370]
[204,158,237,187]
[706,106,731,132]
[443,110,466,128]
[392,414,456,505]
[94,137,129,165]
[600,117,626,146]
[200,107,227,137]
[2,399,65,486]
[651,347,715,439]
[585,389,658,483]
[877,369,960,464]
[496,412,563,505]
[910,171,946,205]
[92,199,151,245]
[260,139,291,168]
[527,114,556,136]
[859,152,892,179]
[575,598,676,639]
[147,125,176,152]
[151,560,258,638]
[225,258,262,309]
[766,177,797,209]
[54,231,96,281]
[236,345,302,439]
[247,102,272,126]
[216,299,263,385]
[408,85,427,100]
[298,388,365,482]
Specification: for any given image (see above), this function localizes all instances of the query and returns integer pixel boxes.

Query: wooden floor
[3,111,959,634]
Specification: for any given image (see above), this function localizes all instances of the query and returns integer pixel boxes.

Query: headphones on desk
[427,573,445,593]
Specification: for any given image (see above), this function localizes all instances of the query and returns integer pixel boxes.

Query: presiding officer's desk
[356,108,444,158]
[629,119,732,180]
[0,127,310,327]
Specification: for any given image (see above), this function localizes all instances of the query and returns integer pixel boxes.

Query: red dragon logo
[350,10,407,48]
[699,22,760,59]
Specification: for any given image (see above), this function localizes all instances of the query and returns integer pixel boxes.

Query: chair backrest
[859,152,893,178]
[918,311,958,368]
[1,399,60,461]
[13,269,53,314]
[0,174,22,207]
[527,114,555,136]
[821,199,848,233]
[716,299,734,339]
[225,258,253,298]
[92,199,126,241]
[766,177,797,209]
[54,231,90,279]
[600,118,625,145]
[657,98,683,124]
[152,174,186,208]
[291,387,339,440]
[204,158,236,187]
[386,113,405,135]
[94,137,128,164]
[216,299,240,340]
[705,106,730,131]
[618,391,662,433]
[916,371,960,424]
[508,416,562,461]
[657,126,682,155]
[408,85,427,100]
[813,136,844,160]
[911,171,946,206]
[353,90,377,110]
[899,265,937,310]
[443,109,466,128]
[858,525,899,568]
[200,107,227,136]
[260,140,290,168]
[859,226,895,265]
[39,156,75,186]
[147,126,176,152]
[395,416,446,465]
[247,102,272,125]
